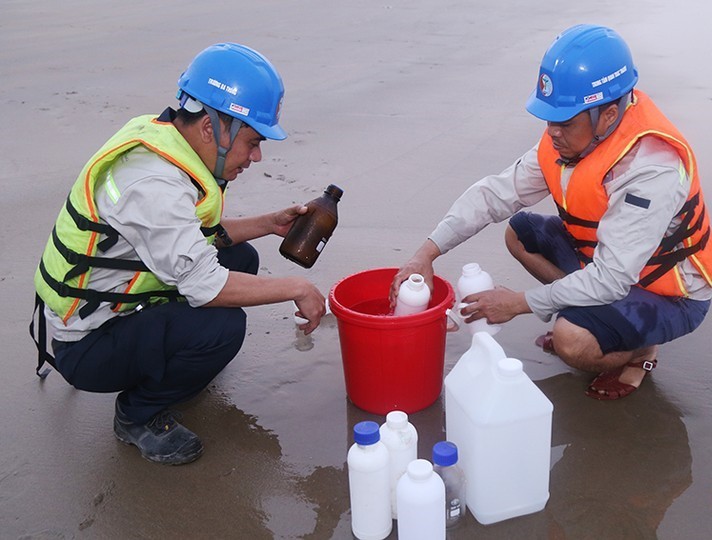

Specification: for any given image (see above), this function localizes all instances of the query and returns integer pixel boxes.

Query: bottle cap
[407,459,434,480]
[353,421,380,445]
[432,441,458,466]
[498,357,523,377]
[385,410,408,430]
[325,184,344,200]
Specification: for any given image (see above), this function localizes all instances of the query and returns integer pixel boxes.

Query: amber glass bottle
[279,184,343,268]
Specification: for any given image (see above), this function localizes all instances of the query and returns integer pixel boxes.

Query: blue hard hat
[526,25,638,122]
[178,43,286,140]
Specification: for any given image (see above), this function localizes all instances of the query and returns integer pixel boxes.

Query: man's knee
[505,224,526,259]
[550,318,603,372]
[217,242,260,274]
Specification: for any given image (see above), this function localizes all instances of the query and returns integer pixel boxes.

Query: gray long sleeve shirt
[429,136,712,322]
[46,146,229,342]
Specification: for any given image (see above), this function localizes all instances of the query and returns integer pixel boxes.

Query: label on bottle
[448,498,461,518]
[316,239,327,253]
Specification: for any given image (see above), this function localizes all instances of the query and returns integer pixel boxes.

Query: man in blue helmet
[392,25,712,400]
[30,43,327,464]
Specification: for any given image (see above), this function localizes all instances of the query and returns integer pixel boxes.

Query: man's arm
[217,204,308,246]
[428,145,549,255]
[205,272,325,333]
[391,145,549,304]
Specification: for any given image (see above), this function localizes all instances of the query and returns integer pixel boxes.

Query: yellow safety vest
[34,111,225,323]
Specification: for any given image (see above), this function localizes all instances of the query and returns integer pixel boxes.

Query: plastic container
[279,184,343,268]
[329,267,455,414]
[394,273,431,316]
[445,335,553,525]
[293,312,314,352]
[452,262,501,335]
[379,410,418,518]
[347,421,392,540]
[396,459,446,540]
[432,441,467,529]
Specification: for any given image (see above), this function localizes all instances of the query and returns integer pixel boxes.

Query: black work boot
[113,400,204,465]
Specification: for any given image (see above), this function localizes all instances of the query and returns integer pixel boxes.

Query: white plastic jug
[394,273,431,316]
[450,263,501,335]
[444,333,553,525]
[379,410,418,518]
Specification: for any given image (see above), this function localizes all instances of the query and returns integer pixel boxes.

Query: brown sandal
[585,359,657,400]
[535,331,556,355]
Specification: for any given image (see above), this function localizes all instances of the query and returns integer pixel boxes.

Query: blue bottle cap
[432,441,458,466]
[353,421,380,445]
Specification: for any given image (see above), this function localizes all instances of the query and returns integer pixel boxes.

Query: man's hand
[460,286,531,324]
[272,205,308,237]
[389,240,441,307]
[293,280,327,335]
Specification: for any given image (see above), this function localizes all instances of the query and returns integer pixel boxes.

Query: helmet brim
[525,90,580,123]
[250,122,287,141]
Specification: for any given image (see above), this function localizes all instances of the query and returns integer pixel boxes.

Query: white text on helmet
[208,78,238,96]
[591,65,628,88]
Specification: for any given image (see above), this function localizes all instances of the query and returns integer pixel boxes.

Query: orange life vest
[537,90,712,297]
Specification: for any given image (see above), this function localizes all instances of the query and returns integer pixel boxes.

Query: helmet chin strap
[204,105,243,182]
[576,92,631,161]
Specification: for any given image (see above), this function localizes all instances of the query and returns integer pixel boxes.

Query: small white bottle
[394,273,431,316]
[379,410,418,518]
[347,421,392,540]
[456,262,501,335]
[432,441,467,529]
[396,459,446,540]
[293,312,314,352]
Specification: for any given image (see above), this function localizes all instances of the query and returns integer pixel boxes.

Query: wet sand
[2,1,712,538]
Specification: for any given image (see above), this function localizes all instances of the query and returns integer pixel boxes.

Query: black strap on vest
[558,193,710,287]
[656,195,703,253]
[65,195,120,252]
[556,202,599,230]
[51,227,149,281]
[38,260,182,319]
[639,220,710,287]
[29,294,55,379]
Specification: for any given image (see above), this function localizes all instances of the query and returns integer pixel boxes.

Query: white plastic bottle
[432,441,467,529]
[396,459,446,540]
[394,273,431,316]
[347,421,392,540]
[379,410,418,518]
[455,262,501,335]
[446,352,553,525]
[293,312,314,352]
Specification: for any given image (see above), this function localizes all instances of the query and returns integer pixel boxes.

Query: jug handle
[445,302,468,332]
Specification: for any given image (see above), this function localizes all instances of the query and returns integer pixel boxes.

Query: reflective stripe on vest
[34,111,225,321]
[537,90,712,296]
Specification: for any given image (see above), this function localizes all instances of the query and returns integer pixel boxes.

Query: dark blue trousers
[509,212,710,353]
[52,243,258,424]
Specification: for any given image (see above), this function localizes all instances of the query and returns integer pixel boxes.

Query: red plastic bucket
[329,267,455,414]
